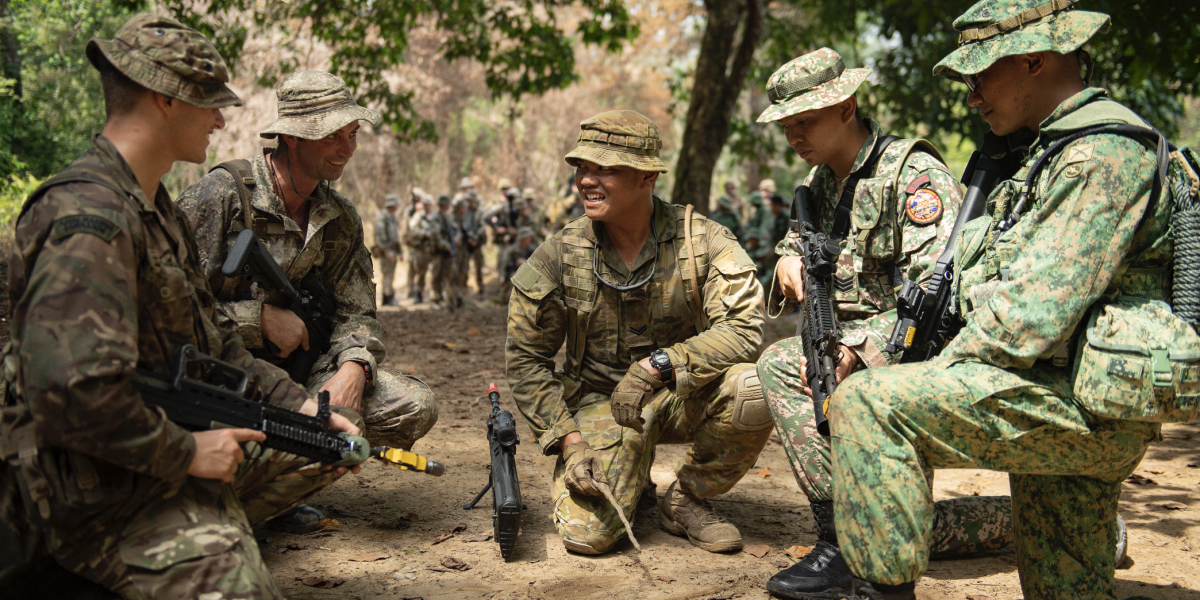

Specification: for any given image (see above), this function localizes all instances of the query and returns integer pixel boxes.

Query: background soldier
[451,197,475,307]
[0,14,359,597]
[710,185,743,240]
[177,71,438,532]
[454,176,486,297]
[507,110,772,556]
[756,192,791,288]
[522,186,548,240]
[375,194,403,306]
[431,194,458,307]
[742,177,774,246]
[496,226,536,304]
[406,192,435,303]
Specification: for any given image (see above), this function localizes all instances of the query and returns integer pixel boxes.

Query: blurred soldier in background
[522,187,549,241]
[431,194,458,307]
[404,187,427,298]
[743,178,774,246]
[407,194,437,303]
[375,194,403,306]
[497,227,536,304]
[757,192,791,288]
[455,176,487,297]
[710,190,743,241]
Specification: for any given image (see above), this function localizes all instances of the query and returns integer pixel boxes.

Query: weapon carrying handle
[222,229,300,302]
[171,345,248,395]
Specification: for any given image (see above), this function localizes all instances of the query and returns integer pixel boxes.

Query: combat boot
[766,501,854,599]
[413,290,423,304]
[266,504,326,534]
[658,480,742,552]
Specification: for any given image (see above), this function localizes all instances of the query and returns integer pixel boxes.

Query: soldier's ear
[640,170,660,190]
[839,96,858,125]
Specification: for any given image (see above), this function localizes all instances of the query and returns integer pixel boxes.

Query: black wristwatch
[649,349,673,382]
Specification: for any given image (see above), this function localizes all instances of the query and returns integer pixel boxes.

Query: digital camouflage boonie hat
[757,48,871,123]
[934,0,1110,81]
[384,194,401,208]
[260,71,381,139]
[86,12,240,109]
[564,110,668,173]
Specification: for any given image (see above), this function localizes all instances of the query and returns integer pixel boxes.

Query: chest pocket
[851,176,897,261]
[955,178,1020,316]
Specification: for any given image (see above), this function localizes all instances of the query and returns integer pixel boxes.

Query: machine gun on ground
[790,185,842,437]
[463,383,523,560]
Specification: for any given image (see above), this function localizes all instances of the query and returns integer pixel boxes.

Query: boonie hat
[460,176,474,188]
[564,110,668,173]
[384,194,400,208]
[497,178,514,190]
[759,179,777,193]
[86,12,240,109]
[757,48,871,123]
[260,71,381,140]
[437,194,451,206]
[934,0,1110,81]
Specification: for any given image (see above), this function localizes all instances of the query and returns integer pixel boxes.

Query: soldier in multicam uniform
[454,176,487,297]
[375,194,403,306]
[751,47,1019,600]
[177,70,438,532]
[506,110,773,556]
[0,14,360,597]
[431,194,459,307]
[710,185,743,241]
[522,187,549,240]
[406,192,436,303]
[804,2,1171,599]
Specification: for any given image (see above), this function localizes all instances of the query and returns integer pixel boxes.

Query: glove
[610,361,666,433]
[562,440,607,496]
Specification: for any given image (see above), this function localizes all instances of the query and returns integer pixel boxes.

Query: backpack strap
[684,204,709,332]
[209,159,257,233]
[830,134,901,239]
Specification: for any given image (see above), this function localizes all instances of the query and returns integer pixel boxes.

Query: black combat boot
[266,504,326,534]
[766,501,854,599]
[846,579,916,600]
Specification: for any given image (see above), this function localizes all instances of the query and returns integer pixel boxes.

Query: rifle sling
[829,134,900,241]
[684,204,709,332]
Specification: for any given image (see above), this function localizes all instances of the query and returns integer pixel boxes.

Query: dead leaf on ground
[1147,469,1165,475]
[706,593,734,600]
[657,575,675,583]
[450,524,468,534]
[1186,463,1199,468]
[743,544,770,558]
[441,556,471,571]
[431,533,453,545]
[348,552,389,562]
[296,576,345,588]
[444,342,457,349]
[427,565,449,573]
[295,563,315,572]
[1126,474,1157,485]
[467,328,482,335]
[1156,501,1187,510]
[463,533,493,542]
[757,468,770,478]
[786,545,813,560]
[966,595,995,600]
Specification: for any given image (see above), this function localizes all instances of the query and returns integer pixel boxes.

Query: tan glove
[610,361,666,434]
[562,440,607,496]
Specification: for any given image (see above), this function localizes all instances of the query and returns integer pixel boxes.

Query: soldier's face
[168,97,225,164]
[966,55,1038,136]
[292,121,359,181]
[574,160,658,223]
[777,104,846,167]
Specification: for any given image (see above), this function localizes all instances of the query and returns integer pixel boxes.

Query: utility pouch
[1072,296,1200,422]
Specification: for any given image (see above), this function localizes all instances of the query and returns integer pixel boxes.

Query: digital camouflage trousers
[306,361,438,450]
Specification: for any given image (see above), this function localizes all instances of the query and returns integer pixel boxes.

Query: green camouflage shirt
[177,148,383,375]
[506,197,764,454]
[770,118,964,367]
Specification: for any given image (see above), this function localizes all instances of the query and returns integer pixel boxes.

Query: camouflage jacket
[506,197,764,454]
[1,136,306,523]
[770,118,963,368]
[177,149,383,375]
[710,205,743,240]
[374,210,402,254]
[943,88,1169,376]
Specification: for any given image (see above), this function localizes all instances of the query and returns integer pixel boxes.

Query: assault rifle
[885,130,1034,361]
[463,383,523,560]
[221,229,335,383]
[791,185,842,437]
[133,344,369,466]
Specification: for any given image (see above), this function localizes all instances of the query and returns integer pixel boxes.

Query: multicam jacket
[177,149,383,375]
[506,197,764,454]
[374,210,402,255]
[1,136,306,527]
[770,118,963,368]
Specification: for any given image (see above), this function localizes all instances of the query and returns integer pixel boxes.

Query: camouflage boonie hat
[757,48,870,123]
[86,12,240,109]
[384,194,400,208]
[460,176,474,188]
[759,179,776,193]
[716,195,733,209]
[564,110,668,173]
[934,0,1110,81]
[260,71,381,139]
[516,227,535,241]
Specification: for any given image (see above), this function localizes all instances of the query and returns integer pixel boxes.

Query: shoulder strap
[831,134,901,239]
[684,204,709,332]
[210,159,256,231]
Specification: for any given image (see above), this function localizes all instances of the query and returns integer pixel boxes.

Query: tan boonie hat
[934,0,1110,81]
[460,176,474,188]
[757,48,871,123]
[86,12,240,109]
[759,179,777,193]
[384,194,400,208]
[564,110,668,173]
[260,71,381,140]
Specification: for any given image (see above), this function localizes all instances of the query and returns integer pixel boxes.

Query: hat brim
[259,104,382,139]
[934,11,1110,80]
[87,39,241,109]
[564,143,668,173]
[756,68,870,123]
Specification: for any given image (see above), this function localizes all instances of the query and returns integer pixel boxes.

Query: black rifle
[221,229,336,384]
[885,130,1034,361]
[463,383,523,560]
[791,185,842,437]
[133,345,369,466]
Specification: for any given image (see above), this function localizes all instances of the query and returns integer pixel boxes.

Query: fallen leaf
[706,594,734,600]
[295,564,316,572]
[966,595,995,600]
[349,552,389,562]
[463,534,493,543]
[431,533,453,545]
[1147,469,1165,475]
[1186,463,1199,468]
[427,566,449,573]
[743,544,770,558]
[657,575,675,583]
[786,545,813,560]
[444,342,457,349]
[296,576,346,589]
[1126,474,1157,485]
[440,556,470,571]
[287,543,307,550]
[757,468,771,478]
[467,328,482,335]
[1156,501,1187,510]
[450,524,468,534]
[448,422,468,428]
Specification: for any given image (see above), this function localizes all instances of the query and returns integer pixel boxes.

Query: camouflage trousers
[830,360,1158,599]
[551,363,772,554]
[379,253,399,299]
[432,251,459,302]
[454,247,471,295]
[408,247,433,297]
[306,359,438,450]
[758,337,1013,557]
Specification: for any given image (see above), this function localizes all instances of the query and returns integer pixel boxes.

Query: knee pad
[729,369,773,433]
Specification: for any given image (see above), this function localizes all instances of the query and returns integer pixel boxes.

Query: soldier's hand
[610,361,665,433]
[562,440,608,496]
[776,256,807,302]
[261,304,310,358]
[188,428,265,482]
[299,395,364,475]
[316,362,368,413]
[835,345,859,384]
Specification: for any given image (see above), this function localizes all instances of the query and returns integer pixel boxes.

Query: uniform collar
[1039,87,1109,132]
[587,195,675,277]
[250,148,343,238]
[846,117,885,175]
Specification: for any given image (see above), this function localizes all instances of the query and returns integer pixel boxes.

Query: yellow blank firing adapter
[371,446,445,476]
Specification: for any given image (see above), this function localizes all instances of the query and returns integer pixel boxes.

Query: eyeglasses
[962,73,979,93]
[593,224,659,291]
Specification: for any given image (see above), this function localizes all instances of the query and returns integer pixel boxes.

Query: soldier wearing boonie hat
[815,2,1163,599]
[751,46,1018,600]
[177,69,439,534]
[375,194,404,306]
[0,12,369,598]
[506,109,772,557]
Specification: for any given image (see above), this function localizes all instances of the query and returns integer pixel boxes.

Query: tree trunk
[669,0,762,215]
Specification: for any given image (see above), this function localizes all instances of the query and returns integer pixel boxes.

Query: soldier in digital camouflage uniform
[743,178,774,246]
[375,194,403,306]
[506,110,773,556]
[0,14,362,598]
[178,71,438,530]
[406,191,435,302]
[431,194,459,307]
[454,177,486,297]
[750,47,1021,600]
[811,2,1174,599]
[710,187,743,241]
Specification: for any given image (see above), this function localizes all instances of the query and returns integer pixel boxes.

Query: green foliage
[0,171,43,227]
[161,0,639,143]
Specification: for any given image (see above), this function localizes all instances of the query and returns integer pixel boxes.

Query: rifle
[133,344,369,466]
[885,130,1034,362]
[790,185,842,437]
[462,383,523,560]
[221,229,336,383]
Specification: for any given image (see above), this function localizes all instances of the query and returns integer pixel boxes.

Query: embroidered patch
[1064,163,1085,178]
[905,188,942,225]
[1065,143,1095,165]
[53,214,120,242]
[905,174,931,195]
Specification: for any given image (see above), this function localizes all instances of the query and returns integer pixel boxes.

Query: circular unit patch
[905,188,942,225]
